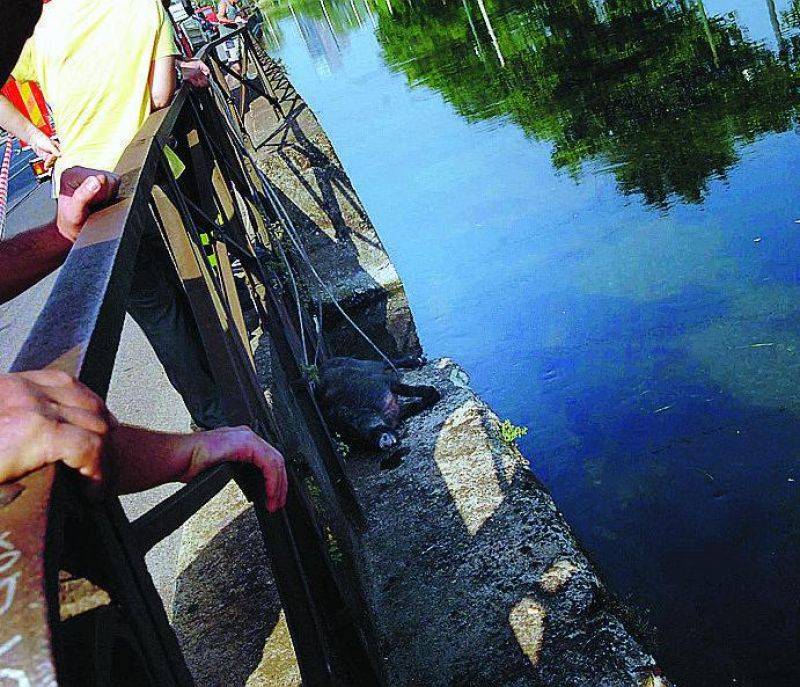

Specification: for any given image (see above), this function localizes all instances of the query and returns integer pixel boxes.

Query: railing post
[88,497,195,686]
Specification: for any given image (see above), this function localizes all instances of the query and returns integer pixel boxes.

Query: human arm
[217,2,233,25]
[0,222,70,302]
[0,167,119,303]
[149,4,180,110]
[149,55,178,110]
[0,94,60,166]
[216,2,243,26]
[110,425,287,510]
[0,371,287,511]
[2,28,57,163]
[178,58,210,89]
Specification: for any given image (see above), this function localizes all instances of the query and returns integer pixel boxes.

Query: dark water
[261,1,800,683]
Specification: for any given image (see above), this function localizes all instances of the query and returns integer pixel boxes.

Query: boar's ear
[0,1,41,82]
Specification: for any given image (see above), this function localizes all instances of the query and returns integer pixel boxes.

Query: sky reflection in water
[262,1,800,683]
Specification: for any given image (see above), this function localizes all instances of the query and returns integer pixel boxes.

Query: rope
[263,177,399,374]
[205,77,398,372]
[0,135,13,240]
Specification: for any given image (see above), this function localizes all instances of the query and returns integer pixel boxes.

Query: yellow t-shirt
[12,0,177,194]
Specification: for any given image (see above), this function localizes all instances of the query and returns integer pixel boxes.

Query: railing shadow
[173,506,286,687]
[246,84,420,359]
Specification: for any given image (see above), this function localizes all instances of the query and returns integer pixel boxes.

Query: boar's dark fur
[316,356,440,451]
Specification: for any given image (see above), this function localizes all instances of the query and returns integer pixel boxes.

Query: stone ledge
[347,358,666,687]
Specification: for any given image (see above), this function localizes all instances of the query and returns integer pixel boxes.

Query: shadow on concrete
[250,85,420,359]
[173,506,284,687]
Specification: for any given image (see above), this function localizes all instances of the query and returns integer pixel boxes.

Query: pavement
[0,184,59,368]
[108,316,187,613]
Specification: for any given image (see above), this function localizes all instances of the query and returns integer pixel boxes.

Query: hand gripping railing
[0,30,382,686]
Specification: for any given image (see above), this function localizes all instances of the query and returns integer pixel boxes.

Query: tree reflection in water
[374,0,800,208]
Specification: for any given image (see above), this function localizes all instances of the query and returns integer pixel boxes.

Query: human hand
[57,166,121,242]
[0,371,112,487]
[184,426,287,512]
[180,59,211,89]
[28,128,60,169]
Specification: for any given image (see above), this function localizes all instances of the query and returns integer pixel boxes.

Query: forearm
[0,94,38,143]
[108,425,203,494]
[149,56,178,110]
[0,222,71,302]
[108,424,286,511]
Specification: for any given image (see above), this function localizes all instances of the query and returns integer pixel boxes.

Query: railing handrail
[0,28,381,686]
[0,86,192,687]
[11,90,188,381]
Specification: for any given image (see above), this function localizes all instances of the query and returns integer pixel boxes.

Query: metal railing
[0,29,381,686]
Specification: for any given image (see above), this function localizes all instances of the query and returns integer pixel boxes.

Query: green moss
[324,525,344,564]
[300,363,320,383]
[333,432,351,459]
[499,419,528,446]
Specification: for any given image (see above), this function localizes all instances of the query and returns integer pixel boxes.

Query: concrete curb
[349,358,666,686]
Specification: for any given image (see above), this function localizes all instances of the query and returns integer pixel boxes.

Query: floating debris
[692,467,715,483]
[654,404,673,414]
[735,342,775,350]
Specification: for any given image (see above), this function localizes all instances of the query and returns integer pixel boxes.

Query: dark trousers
[127,233,228,429]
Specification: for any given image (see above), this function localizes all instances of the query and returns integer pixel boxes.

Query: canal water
[260,1,800,683]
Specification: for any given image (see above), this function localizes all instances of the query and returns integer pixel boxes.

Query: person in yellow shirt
[2,0,228,430]
[2,0,177,193]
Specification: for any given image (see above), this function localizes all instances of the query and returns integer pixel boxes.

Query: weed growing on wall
[499,419,528,446]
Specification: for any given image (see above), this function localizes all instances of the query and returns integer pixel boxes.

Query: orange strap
[1,78,55,143]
